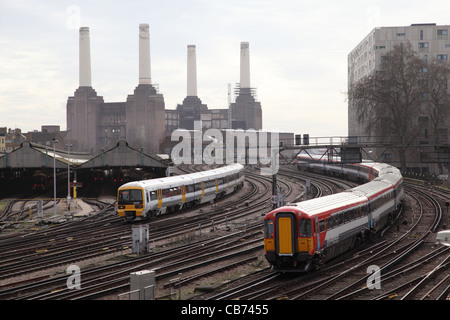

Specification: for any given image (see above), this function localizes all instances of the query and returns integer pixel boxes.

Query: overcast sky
[1,0,449,137]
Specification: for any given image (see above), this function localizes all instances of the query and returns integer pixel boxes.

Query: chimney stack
[187,45,197,96]
[240,42,250,89]
[79,27,92,87]
[139,24,151,85]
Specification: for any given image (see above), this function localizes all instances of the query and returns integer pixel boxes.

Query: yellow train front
[264,208,316,272]
[117,186,146,220]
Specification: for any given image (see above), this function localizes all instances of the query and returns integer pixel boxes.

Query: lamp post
[66,143,72,209]
[52,138,58,216]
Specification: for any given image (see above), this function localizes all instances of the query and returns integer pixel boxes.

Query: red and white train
[263,154,404,272]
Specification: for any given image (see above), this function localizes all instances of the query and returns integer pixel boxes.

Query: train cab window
[298,219,312,237]
[118,189,143,204]
[264,220,274,238]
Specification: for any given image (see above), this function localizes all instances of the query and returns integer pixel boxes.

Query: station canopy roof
[0,141,168,169]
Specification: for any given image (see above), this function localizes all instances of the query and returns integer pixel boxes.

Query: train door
[368,166,374,181]
[215,178,219,194]
[181,185,186,203]
[367,202,373,229]
[276,213,295,255]
[157,189,163,208]
[315,217,321,252]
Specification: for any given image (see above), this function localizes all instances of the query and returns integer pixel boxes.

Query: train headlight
[118,205,125,209]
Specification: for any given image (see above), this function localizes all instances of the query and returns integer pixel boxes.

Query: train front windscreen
[118,189,143,205]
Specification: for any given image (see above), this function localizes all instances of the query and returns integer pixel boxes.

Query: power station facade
[66,25,263,155]
[230,42,262,130]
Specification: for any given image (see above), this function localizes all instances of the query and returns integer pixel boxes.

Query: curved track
[1,164,448,300]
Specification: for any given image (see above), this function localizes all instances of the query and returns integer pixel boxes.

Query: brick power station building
[66,25,262,155]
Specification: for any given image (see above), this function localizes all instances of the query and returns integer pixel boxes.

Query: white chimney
[139,24,151,85]
[240,42,250,89]
[187,45,197,96]
[79,27,92,87]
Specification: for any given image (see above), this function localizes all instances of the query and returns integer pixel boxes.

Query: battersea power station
[66,25,262,154]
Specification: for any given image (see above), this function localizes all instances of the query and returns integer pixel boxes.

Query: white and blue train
[117,164,245,221]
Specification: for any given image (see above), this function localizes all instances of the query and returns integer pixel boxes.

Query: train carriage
[117,164,244,221]
[265,160,403,272]
[264,191,370,271]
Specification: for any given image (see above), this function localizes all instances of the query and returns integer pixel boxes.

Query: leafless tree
[423,60,450,144]
[349,42,429,171]
[422,60,450,172]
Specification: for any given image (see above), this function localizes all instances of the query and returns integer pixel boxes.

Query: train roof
[119,174,192,190]
[188,163,243,182]
[351,179,393,199]
[378,172,403,187]
[281,191,367,218]
[118,163,244,190]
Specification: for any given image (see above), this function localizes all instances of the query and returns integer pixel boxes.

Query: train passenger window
[298,219,312,237]
[344,211,350,222]
[338,212,345,224]
[163,188,171,197]
[326,217,333,229]
[331,214,338,227]
[319,219,326,233]
[349,209,355,221]
[150,191,157,200]
[364,205,369,215]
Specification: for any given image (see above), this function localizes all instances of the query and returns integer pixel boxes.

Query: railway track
[0,165,300,299]
[1,164,447,300]
[191,177,449,300]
